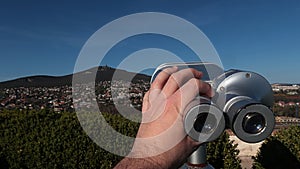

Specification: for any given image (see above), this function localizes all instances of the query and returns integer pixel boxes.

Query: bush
[252,126,300,169]
[0,110,139,169]
[207,132,242,169]
[0,110,241,168]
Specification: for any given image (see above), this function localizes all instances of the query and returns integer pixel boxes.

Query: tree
[207,132,242,169]
[252,126,300,169]
[0,110,132,169]
[0,109,242,168]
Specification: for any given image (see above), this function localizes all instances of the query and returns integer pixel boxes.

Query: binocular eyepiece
[151,62,275,143]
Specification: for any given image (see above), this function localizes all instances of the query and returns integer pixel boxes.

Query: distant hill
[272,83,300,86]
[0,66,151,88]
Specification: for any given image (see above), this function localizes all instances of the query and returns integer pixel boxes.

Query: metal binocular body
[151,62,275,143]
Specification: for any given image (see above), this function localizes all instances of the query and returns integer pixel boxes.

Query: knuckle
[151,80,158,86]
[163,67,174,74]
[151,80,161,88]
[169,74,177,83]
[189,68,199,74]
[189,78,201,86]
[188,78,203,92]
[190,68,198,73]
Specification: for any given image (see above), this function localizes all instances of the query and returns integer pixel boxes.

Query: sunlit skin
[114,68,213,169]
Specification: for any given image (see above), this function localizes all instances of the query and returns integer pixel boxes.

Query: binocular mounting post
[184,144,214,169]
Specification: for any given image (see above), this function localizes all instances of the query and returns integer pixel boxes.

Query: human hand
[115,67,213,169]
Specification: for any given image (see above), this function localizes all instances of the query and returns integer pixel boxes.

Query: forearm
[114,157,164,169]
[114,142,193,169]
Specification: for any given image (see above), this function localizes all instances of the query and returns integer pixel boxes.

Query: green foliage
[273,104,297,117]
[207,132,242,169]
[273,93,300,117]
[0,109,139,169]
[252,126,300,169]
[0,109,241,168]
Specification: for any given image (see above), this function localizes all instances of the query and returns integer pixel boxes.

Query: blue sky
[0,0,299,83]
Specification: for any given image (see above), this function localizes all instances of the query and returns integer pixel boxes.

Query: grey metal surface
[188,144,207,165]
[151,62,275,168]
[184,101,225,143]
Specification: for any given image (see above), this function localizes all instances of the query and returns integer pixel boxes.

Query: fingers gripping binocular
[151,62,275,143]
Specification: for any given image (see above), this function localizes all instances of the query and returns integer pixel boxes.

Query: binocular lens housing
[243,112,265,134]
[151,63,275,143]
[215,70,275,143]
[184,70,275,143]
[184,98,225,143]
[194,112,217,134]
[231,104,274,143]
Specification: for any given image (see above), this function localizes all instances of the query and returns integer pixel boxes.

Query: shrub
[0,110,139,169]
[252,126,300,169]
[207,132,242,169]
[0,110,241,168]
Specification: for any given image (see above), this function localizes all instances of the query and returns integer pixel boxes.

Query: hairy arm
[114,68,212,168]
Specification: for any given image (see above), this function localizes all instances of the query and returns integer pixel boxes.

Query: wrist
[114,156,164,169]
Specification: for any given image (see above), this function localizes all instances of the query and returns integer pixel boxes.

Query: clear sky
[0,0,299,83]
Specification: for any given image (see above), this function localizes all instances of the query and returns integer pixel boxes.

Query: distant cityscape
[0,81,298,109]
[1,79,300,128]
[0,80,150,112]
[272,84,300,106]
